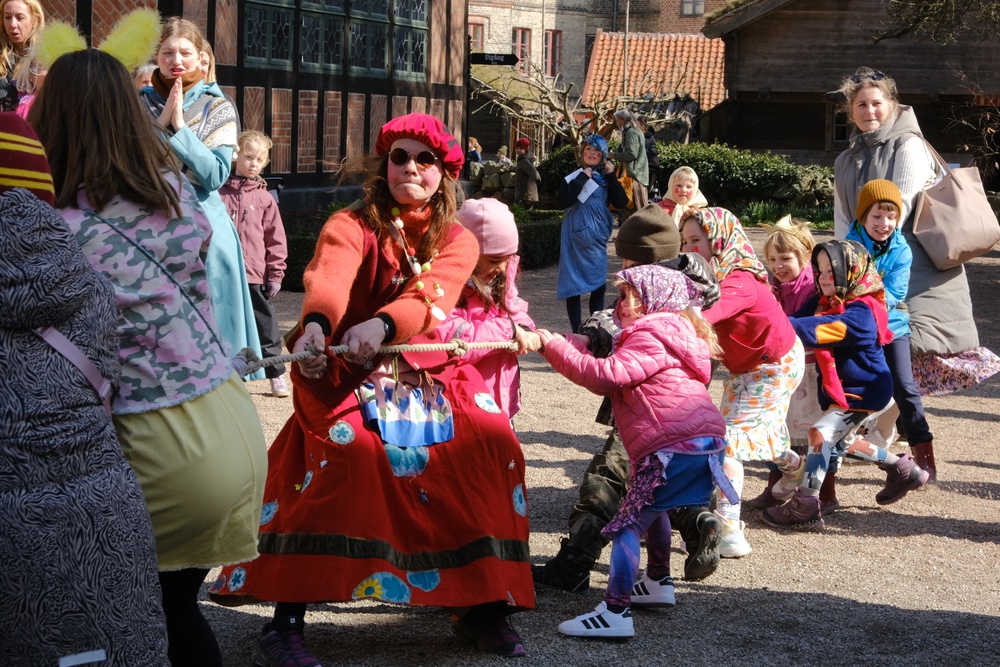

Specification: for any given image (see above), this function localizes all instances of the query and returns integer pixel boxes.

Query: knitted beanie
[615,202,681,263]
[515,137,530,151]
[0,112,55,206]
[375,113,464,178]
[456,198,519,256]
[856,178,903,222]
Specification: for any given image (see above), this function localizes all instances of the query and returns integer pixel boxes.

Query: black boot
[531,538,595,592]
[671,506,721,581]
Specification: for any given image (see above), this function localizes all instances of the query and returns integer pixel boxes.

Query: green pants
[566,427,630,560]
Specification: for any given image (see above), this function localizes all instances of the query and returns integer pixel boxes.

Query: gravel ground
[210,228,1000,666]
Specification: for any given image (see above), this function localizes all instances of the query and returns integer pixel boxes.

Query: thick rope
[233,339,519,376]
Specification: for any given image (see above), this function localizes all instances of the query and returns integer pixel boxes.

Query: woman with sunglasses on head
[211,113,534,666]
[139,17,262,369]
[832,67,1000,482]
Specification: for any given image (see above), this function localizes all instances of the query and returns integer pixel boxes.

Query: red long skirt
[211,365,534,611]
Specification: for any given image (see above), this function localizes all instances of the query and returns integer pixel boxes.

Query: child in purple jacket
[220,130,289,397]
[537,265,735,641]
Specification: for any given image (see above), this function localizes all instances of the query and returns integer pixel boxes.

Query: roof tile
[581,31,726,111]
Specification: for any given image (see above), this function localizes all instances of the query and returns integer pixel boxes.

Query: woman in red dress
[211,113,533,665]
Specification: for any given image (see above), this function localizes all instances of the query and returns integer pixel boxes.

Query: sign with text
[469,52,520,66]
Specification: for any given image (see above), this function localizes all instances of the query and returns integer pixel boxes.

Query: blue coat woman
[140,18,262,374]
[557,134,628,332]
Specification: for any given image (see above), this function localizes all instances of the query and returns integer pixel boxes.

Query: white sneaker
[557,602,634,639]
[716,510,752,558]
[630,574,675,608]
[270,375,291,398]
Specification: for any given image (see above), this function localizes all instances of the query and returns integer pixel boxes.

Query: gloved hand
[579,308,618,359]
[263,281,282,299]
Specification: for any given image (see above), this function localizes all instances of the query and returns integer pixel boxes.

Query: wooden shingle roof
[581,31,726,110]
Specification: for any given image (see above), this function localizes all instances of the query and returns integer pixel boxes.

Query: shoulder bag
[610,163,634,212]
[911,141,1000,271]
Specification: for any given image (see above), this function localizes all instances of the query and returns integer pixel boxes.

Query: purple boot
[875,453,930,505]
[762,493,824,530]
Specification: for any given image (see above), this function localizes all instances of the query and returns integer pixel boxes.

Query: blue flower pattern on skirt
[228,567,246,592]
[474,392,501,414]
[406,570,441,592]
[383,443,430,477]
[329,420,355,445]
[512,484,527,516]
[259,500,278,526]
[351,571,411,603]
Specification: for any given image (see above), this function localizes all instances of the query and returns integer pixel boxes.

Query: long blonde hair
[0,0,44,77]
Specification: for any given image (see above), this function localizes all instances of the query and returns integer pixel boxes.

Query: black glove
[579,308,619,359]
[656,252,721,309]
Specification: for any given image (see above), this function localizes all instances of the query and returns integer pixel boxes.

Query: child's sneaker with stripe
[630,574,675,608]
[557,602,634,639]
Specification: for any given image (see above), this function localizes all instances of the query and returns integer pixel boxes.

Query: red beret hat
[375,113,464,178]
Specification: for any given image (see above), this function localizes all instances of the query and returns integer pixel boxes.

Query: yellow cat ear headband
[34,8,161,71]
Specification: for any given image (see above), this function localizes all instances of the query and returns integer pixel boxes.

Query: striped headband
[0,113,55,206]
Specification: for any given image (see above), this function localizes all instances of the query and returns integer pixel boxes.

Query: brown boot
[875,454,929,505]
[747,469,782,509]
[819,471,840,514]
[911,441,937,484]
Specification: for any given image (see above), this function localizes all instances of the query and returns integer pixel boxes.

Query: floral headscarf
[811,239,893,409]
[685,207,767,283]
[580,134,609,186]
[617,264,703,316]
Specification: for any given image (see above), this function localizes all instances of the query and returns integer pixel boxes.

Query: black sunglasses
[850,70,886,84]
[388,148,439,168]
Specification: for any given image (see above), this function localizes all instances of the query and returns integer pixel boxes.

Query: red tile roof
[581,31,726,111]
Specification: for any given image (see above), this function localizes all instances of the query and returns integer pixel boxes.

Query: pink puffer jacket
[543,311,726,463]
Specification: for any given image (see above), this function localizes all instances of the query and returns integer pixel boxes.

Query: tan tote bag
[911,141,1000,271]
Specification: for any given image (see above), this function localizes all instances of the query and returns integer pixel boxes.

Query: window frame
[544,29,562,78]
[469,22,485,52]
[680,0,705,17]
[512,27,531,75]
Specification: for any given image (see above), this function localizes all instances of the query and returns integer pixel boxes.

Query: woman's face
[199,51,211,79]
[3,1,35,47]
[815,250,836,297]
[387,138,443,208]
[680,218,713,262]
[582,144,603,167]
[850,85,893,133]
[135,71,153,90]
[673,179,696,205]
[157,36,201,79]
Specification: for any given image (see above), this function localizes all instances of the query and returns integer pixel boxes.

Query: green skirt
[115,374,267,571]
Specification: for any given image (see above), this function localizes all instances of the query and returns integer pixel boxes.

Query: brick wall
[658,0,728,34]
[47,0,75,23]
[183,0,209,37]
[244,87,265,132]
[91,0,151,43]
[392,95,409,120]
[215,0,238,66]
[369,94,388,153]
[271,89,292,173]
[323,92,342,172]
[346,93,366,159]
[297,91,318,173]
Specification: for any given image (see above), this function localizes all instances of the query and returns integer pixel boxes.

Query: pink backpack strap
[34,325,113,417]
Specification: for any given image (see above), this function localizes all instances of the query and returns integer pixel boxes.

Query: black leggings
[566,285,608,333]
[159,568,222,667]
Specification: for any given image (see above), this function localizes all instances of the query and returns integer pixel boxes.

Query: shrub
[730,201,834,229]
[537,144,580,199]
[284,230,320,292]
[517,216,563,270]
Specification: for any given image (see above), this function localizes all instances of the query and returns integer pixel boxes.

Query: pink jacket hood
[544,311,725,462]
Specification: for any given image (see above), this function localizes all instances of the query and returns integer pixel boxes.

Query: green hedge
[284,232,320,292]
[537,141,834,210]
[516,217,563,270]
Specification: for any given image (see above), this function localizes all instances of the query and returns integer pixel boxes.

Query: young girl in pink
[537,265,734,640]
[680,208,805,557]
[438,198,540,419]
[750,216,831,509]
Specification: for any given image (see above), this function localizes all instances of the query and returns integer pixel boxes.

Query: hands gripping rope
[231,339,520,378]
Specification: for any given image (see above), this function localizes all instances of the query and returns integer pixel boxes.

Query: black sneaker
[531,539,594,592]
[674,507,721,581]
